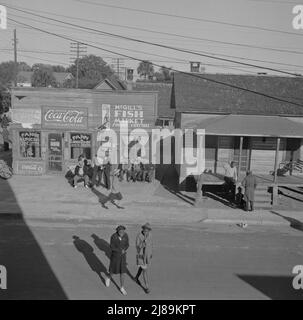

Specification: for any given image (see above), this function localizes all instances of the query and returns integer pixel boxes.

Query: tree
[0,90,11,115]
[52,65,66,72]
[67,55,115,89]
[0,61,32,89]
[31,67,58,87]
[0,61,16,89]
[154,72,165,82]
[18,62,31,71]
[159,66,172,81]
[137,61,154,80]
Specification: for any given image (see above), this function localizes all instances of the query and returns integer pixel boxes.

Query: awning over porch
[181,114,303,138]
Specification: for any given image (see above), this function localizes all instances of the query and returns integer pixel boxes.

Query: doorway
[47,133,63,172]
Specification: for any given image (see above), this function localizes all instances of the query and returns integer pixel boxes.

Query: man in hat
[135,223,153,294]
[242,170,258,212]
[107,225,129,295]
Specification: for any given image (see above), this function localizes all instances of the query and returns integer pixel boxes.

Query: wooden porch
[201,172,303,187]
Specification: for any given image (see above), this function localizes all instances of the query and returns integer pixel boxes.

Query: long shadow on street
[237,274,303,300]
[0,167,67,299]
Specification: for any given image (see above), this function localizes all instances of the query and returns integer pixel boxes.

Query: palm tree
[137,61,154,80]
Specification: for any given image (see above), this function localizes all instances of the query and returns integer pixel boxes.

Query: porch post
[273,137,281,184]
[272,137,281,206]
[214,136,219,174]
[247,137,252,171]
[238,136,243,178]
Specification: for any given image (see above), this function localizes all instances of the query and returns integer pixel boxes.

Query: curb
[0,211,292,228]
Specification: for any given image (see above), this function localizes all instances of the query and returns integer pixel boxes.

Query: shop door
[48,133,63,172]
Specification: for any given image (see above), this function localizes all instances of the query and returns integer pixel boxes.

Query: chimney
[190,62,201,73]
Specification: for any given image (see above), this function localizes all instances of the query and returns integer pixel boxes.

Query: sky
[0,0,303,79]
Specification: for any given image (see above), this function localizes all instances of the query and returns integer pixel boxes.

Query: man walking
[242,170,258,212]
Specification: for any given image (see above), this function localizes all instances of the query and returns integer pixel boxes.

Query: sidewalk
[0,175,302,228]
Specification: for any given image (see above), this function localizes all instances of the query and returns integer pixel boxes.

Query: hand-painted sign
[42,107,88,129]
[16,161,44,175]
[11,109,41,128]
[70,133,91,147]
[101,103,154,129]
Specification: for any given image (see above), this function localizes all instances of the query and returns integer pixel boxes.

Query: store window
[70,133,92,160]
[19,131,41,158]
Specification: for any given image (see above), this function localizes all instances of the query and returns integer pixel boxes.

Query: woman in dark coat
[108,225,129,295]
[241,170,258,212]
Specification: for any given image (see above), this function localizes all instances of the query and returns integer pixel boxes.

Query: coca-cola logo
[45,110,84,123]
[42,107,87,128]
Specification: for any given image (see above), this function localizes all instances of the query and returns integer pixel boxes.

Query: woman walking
[108,225,129,295]
[135,223,153,294]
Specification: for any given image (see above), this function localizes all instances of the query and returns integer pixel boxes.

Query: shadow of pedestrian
[270,211,303,232]
[91,233,111,259]
[91,187,124,209]
[73,235,109,286]
[90,234,135,282]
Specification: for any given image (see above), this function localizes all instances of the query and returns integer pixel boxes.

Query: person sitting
[133,157,142,182]
[127,163,136,182]
[145,163,155,183]
[235,186,245,209]
[73,159,90,189]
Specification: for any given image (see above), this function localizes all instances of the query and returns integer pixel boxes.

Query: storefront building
[10,87,157,175]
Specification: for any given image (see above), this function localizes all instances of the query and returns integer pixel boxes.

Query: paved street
[1,174,303,300]
[0,218,303,300]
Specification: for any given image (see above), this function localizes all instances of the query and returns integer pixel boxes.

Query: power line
[8,11,303,71]
[8,17,303,109]
[18,54,70,66]
[73,0,303,38]
[2,46,303,72]
[5,6,302,77]
[6,4,303,58]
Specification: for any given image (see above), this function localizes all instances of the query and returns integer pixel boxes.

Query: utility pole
[13,28,18,87]
[111,57,125,80]
[70,42,87,89]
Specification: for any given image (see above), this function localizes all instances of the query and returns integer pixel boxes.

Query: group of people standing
[69,153,155,190]
[105,223,153,295]
[223,161,258,212]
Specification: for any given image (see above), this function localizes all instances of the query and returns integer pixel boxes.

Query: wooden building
[171,73,303,198]
[10,87,157,175]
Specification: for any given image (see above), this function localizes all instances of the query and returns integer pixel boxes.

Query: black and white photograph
[0,0,303,306]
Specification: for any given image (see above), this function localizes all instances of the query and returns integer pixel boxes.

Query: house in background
[93,76,127,91]
[16,71,74,88]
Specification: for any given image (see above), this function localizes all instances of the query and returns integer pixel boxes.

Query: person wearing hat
[241,170,258,212]
[107,225,129,295]
[135,223,153,294]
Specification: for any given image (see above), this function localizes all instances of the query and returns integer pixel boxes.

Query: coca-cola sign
[42,107,88,129]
